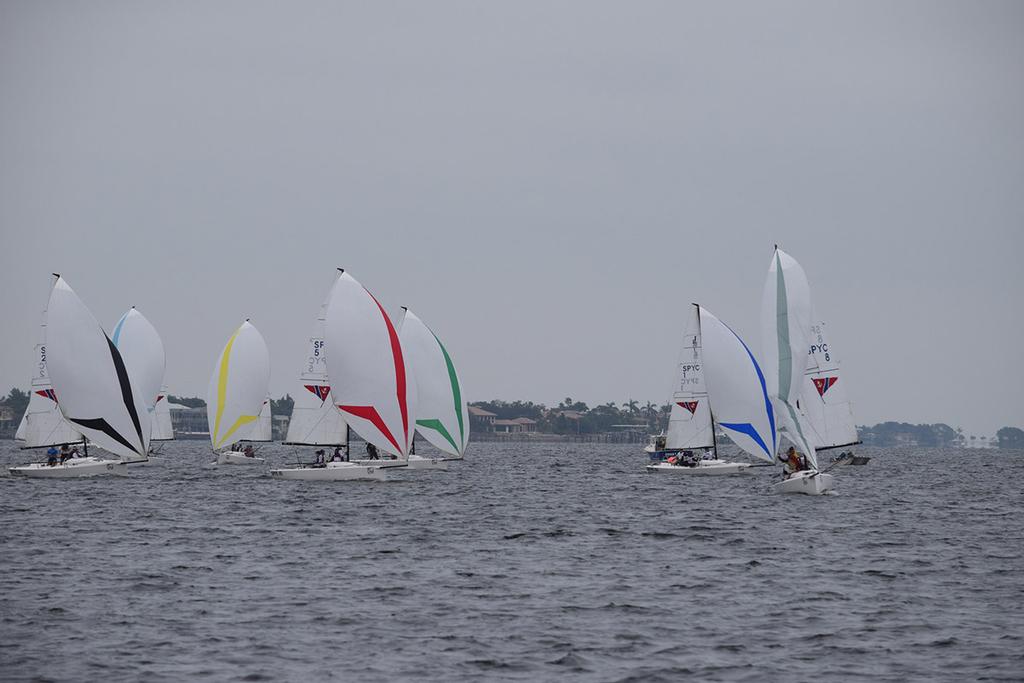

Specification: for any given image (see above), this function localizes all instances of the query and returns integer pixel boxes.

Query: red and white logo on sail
[813,377,838,396]
[677,401,698,414]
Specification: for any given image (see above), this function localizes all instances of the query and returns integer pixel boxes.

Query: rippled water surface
[2,441,1023,682]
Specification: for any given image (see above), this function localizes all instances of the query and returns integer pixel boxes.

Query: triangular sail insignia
[812,376,838,396]
[37,389,58,402]
[677,400,698,415]
[304,384,331,402]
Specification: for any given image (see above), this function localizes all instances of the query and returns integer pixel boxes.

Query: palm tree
[625,399,639,415]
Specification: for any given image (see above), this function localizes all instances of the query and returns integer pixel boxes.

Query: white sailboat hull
[9,457,127,478]
[271,461,387,481]
[352,454,448,470]
[216,451,266,465]
[645,460,752,475]
[774,470,834,495]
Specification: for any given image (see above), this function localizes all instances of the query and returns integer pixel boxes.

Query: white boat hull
[270,462,387,481]
[353,454,448,470]
[774,470,834,495]
[9,457,127,478]
[216,451,266,465]
[645,459,751,475]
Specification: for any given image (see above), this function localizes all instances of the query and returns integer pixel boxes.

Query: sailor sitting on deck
[243,445,255,458]
[680,450,699,467]
[778,446,806,477]
[47,446,59,466]
[59,444,71,464]
[365,443,379,460]
[314,449,326,465]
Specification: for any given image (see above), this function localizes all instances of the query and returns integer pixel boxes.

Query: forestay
[324,271,416,458]
[16,301,83,449]
[760,247,818,468]
[799,320,859,450]
[206,321,271,450]
[283,276,348,446]
[666,304,714,450]
[699,305,776,463]
[46,276,151,460]
[399,308,469,457]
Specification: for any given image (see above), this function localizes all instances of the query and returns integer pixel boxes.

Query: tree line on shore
[2,387,1022,448]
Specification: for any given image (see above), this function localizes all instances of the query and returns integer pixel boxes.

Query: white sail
[16,303,83,448]
[243,395,273,442]
[324,271,417,458]
[799,320,859,450]
[665,304,715,450]
[399,308,469,457]
[284,280,348,446]
[46,276,151,460]
[699,305,777,463]
[206,321,271,450]
[111,308,166,439]
[151,387,175,440]
[760,247,818,468]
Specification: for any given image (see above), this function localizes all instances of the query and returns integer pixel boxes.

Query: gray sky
[2,1,1021,435]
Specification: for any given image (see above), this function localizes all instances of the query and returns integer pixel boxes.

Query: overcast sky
[1,1,1021,435]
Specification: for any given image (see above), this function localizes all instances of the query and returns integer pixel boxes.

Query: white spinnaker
[244,395,273,442]
[17,304,82,448]
[666,304,715,450]
[206,321,271,449]
[399,309,469,457]
[152,387,175,440]
[760,247,817,468]
[284,282,348,446]
[324,271,416,458]
[111,308,165,419]
[46,276,151,460]
[799,320,859,449]
[698,305,777,463]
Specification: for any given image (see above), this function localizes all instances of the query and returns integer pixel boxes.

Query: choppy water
[1,441,1022,682]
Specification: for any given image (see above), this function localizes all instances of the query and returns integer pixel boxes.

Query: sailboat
[697,303,781,478]
[272,270,415,481]
[207,320,271,465]
[353,307,468,470]
[645,305,752,474]
[110,307,169,463]
[281,272,349,454]
[761,247,834,495]
[9,287,95,477]
[799,320,866,465]
[11,276,150,477]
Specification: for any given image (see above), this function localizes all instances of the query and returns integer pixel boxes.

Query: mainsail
[324,271,416,458]
[799,320,859,450]
[46,276,151,460]
[665,304,715,451]
[151,387,175,441]
[284,275,348,446]
[243,395,273,442]
[206,320,271,450]
[16,297,83,449]
[399,308,469,458]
